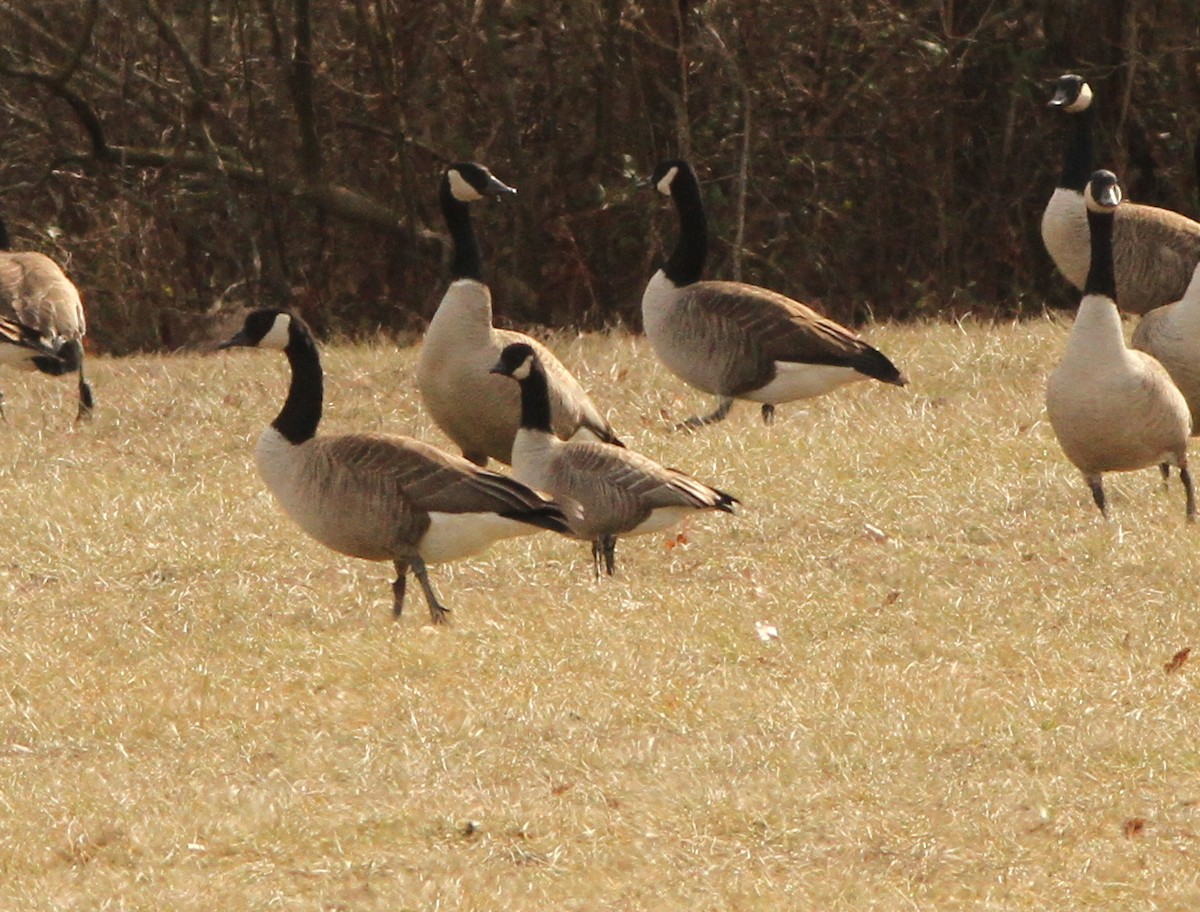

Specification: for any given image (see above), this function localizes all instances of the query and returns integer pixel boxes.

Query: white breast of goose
[1048,303,1190,472]
[254,428,409,561]
[1041,188,1089,290]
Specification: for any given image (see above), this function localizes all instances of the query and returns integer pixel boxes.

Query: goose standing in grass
[491,341,740,579]
[0,215,94,420]
[1045,170,1194,520]
[417,162,621,466]
[1131,263,1200,435]
[641,159,906,429]
[1042,74,1200,314]
[220,309,572,624]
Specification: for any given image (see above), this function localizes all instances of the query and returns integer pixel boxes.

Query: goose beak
[485,175,517,197]
[1047,88,1070,108]
[488,359,506,375]
[218,330,251,350]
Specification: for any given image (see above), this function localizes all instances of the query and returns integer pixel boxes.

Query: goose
[1045,170,1194,520]
[219,308,572,624]
[490,341,740,579]
[416,162,621,466]
[641,159,907,429]
[0,214,94,420]
[1131,263,1200,436]
[1042,74,1200,315]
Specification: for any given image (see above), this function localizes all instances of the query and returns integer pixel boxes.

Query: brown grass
[2,316,1199,910]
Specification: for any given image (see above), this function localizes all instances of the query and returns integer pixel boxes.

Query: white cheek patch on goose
[261,313,292,350]
[1065,83,1093,113]
[448,170,483,202]
[512,356,534,380]
[656,166,679,196]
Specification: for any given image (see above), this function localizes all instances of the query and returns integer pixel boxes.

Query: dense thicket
[0,1,1198,353]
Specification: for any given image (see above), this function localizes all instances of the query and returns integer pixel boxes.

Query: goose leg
[1160,462,1171,491]
[761,404,775,426]
[1179,460,1196,522]
[391,560,409,618]
[0,390,6,423]
[411,556,450,625]
[676,396,734,431]
[76,363,94,422]
[591,539,603,581]
[601,535,617,576]
[1086,474,1107,518]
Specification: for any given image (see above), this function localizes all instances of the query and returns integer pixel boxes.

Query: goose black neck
[1060,107,1094,192]
[0,215,10,251]
[274,321,323,444]
[1084,207,1116,301]
[441,179,484,281]
[663,167,708,287]
[516,359,554,434]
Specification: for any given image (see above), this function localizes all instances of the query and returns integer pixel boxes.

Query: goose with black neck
[221,308,572,624]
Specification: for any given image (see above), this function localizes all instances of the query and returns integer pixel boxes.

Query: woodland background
[0,0,1198,355]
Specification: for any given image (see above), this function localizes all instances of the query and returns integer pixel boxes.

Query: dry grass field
[2,315,1200,910]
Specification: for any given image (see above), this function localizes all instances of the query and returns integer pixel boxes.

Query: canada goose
[1131,263,1200,436]
[219,308,572,624]
[416,162,621,466]
[1042,74,1200,315]
[0,214,94,420]
[641,159,906,429]
[491,341,740,579]
[1045,170,1194,520]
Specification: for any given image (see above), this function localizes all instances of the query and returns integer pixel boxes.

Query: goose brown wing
[320,434,569,533]
[1114,206,1200,313]
[552,443,737,536]
[0,253,86,339]
[685,281,904,391]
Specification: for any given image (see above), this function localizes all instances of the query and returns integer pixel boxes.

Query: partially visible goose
[1131,263,1200,435]
[0,214,94,420]
[1042,74,1200,314]
[219,309,572,624]
[1045,170,1194,520]
[416,162,621,466]
[491,341,740,578]
[0,313,66,417]
[641,159,907,428]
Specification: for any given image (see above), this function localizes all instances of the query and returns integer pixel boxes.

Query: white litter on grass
[755,621,780,642]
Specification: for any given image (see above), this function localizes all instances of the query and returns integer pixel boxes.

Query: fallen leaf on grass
[1165,648,1191,674]
[1123,818,1146,839]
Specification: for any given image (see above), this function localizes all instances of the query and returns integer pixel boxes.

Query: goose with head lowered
[491,341,740,579]
[417,162,621,466]
[220,309,572,624]
[1042,74,1200,315]
[0,214,94,420]
[1045,170,1194,520]
[641,159,906,429]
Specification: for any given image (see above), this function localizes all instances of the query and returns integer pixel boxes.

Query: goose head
[444,162,517,203]
[218,309,296,351]
[489,341,538,380]
[646,159,693,197]
[1085,169,1122,213]
[1048,74,1093,114]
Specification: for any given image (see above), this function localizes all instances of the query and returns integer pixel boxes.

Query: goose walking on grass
[0,215,94,420]
[1045,171,1195,520]
[641,159,906,429]
[491,341,740,579]
[220,309,572,624]
[1042,74,1200,315]
[417,163,621,466]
